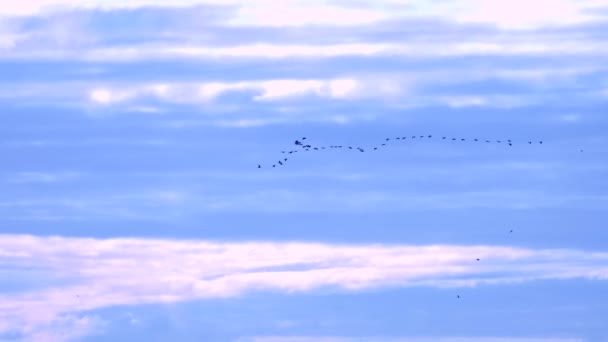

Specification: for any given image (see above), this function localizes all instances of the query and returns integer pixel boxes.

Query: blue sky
[1,0,608,341]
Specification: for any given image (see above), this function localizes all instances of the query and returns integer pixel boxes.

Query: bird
[382,143,386,146]
[295,140,302,145]
[258,165,261,168]
[272,165,276,167]
[442,137,446,139]
[386,138,390,141]
[278,161,283,165]
[528,141,532,144]
[428,135,432,138]
[374,147,378,150]
[509,229,513,233]
[284,158,288,161]
[457,295,461,299]
[302,137,307,140]
[476,258,480,261]
[539,141,543,144]
[474,139,478,142]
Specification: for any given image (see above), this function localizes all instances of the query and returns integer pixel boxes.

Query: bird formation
[257,134,545,169]
[257,135,529,299]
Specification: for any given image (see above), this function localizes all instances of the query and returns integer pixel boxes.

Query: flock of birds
[257,134,548,169]
[256,134,537,298]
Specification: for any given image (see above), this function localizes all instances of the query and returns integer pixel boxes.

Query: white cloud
[1,0,606,29]
[4,39,607,62]
[0,234,607,340]
[84,79,372,106]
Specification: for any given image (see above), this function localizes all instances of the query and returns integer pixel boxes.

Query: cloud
[1,0,606,30]
[85,78,382,106]
[0,234,607,339]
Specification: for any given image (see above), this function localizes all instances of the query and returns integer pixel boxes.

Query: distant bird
[412,136,416,138]
[382,143,386,146]
[258,165,261,168]
[278,161,283,165]
[509,229,513,233]
[452,138,456,141]
[386,138,390,141]
[402,137,406,139]
[457,295,461,299]
[295,140,302,145]
[528,141,532,144]
[539,141,543,144]
[580,149,584,152]
[509,143,512,146]
[314,147,318,150]
[349,147,353,149]
[374,147,378,150]
[486,140,490,143]
[428,135,432,138]
[442,137,446,139]
[476,258,480,261]
[474,139,478,142]
[420,135,424,138]
[281,151,285,153]
[284,158,288,161]
[397,137,401,140]
[461,138,465,141]
[272,165,276,167]
[302,137,307,140]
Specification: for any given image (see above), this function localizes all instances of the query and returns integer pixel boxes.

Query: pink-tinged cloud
[0,234,607,340]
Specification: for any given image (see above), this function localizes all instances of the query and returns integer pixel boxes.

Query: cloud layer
[1,234,607,339]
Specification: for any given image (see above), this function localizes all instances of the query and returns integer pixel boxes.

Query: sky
[1,0,608,341]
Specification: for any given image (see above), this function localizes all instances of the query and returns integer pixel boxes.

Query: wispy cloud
[2,0,607,29]
[0,234,607,339]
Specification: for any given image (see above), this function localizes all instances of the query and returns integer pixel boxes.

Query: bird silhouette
[261,133,547,169]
